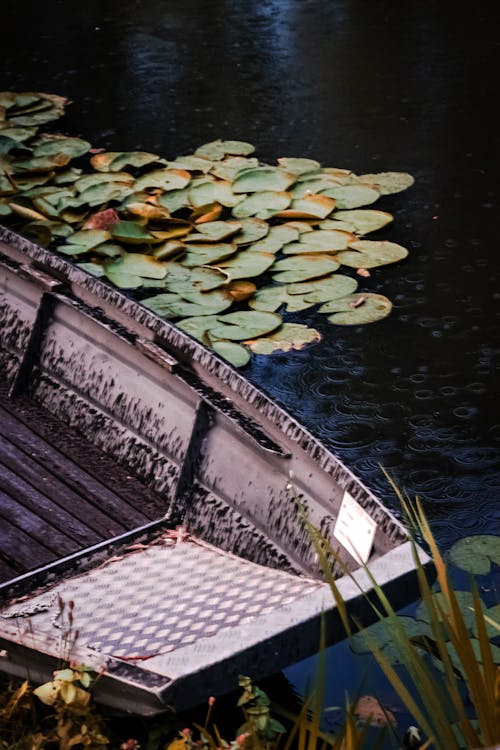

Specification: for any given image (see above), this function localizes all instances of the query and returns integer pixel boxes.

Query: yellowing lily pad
[320,293,392,324]
[134,168,191,191]
[274,194,335,219]
[337,239,408,268]
[208,310,282,340]
[246,323,321,353]
[277,157,321,174]
[91,151,161,172]
[210,156,259,181]
[272,254,340,283]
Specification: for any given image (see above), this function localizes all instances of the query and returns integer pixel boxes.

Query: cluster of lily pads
[0,91,414,366]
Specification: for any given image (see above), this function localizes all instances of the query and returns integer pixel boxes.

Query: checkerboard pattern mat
[3,540,321,659]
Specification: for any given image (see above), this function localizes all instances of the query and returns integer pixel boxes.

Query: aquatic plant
[0,91,414,366]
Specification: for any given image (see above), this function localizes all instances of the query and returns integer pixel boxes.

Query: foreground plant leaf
[246,323,321,353]
[319,292,392,324]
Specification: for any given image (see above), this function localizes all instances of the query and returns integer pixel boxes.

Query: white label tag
[333,491,377,564]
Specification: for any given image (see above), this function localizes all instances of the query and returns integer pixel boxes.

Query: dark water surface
[2,2,499,548]
[2,0,499,729]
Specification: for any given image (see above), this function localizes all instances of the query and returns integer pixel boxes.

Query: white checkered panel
[5,540,320,660]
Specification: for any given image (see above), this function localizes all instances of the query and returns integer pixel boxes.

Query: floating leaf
[332,209,393,235]
[134,168,191,191]
[141,293,184,316]
[232,167,296,193]
[174,284,233,310]
[354,171,415,195]
[471,604,500,639]
[11,153,71,173]
[105,253,167,279]
[210,156,259,181]
[186,220,242,242]
[158,187,192,212]
[210,340,251,367]
[277,157,321,174]
[291,175,346,198]
[249,285,315,313]
[287,273,358,302]
[232,191,291,219]
[91,151,161,172]
[337,239,408,268]
[232,217,269,245]
[350,615,431,663]
[82,208,120,230]
[282,229,354,254]
[227,280,256,301]
[176,314,221,341]
[320,293,392,324]
[272,254,339,283]
[152,240,186,260]
[274,194,335,219]
[77,261,105,277]
[190,179,243,207]
[32,134,91,159]
[249,225,299,253]
[123,202,172,221]
[167,155,214,172]
[218,250,275,279]
[110,220,156,244]
[195,139,255,160]
[209,310,282,340]
[448,535,500,575]
[191,202,223,224]
[63,229,110,249]
[182,242,237,267]
[246,323,321,353]
[320,184,380,209]
[75,171,135,193]
[415,590,484,630]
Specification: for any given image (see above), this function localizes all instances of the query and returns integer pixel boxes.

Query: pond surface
[2,0,499,714]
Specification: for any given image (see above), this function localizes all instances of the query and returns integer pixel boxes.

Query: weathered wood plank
[0,517,54,571]
[0,405,149,527]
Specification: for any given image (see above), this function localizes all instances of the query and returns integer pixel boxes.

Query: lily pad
[182,242,237,267]
[210,340,251,367]
[337,240,408,268]
[176,314,221,342]
[320,293,392,325]
[320,184,380,209]
[332,209,393,235]
[249,225,300,253]
[208,310,282,341]
[105,253,167,279]
[190,179,243,208]
[61,229,110,250]
[283,229,354,254]
[158,187,192,212]
[167,155,214,173]
[415,590,484,631]
[76,261,105,277]
[354,171,415,195]
[287,274,358,302]
[249,285,315,313]
[471,604,500,639]
[232,167,296,194]
[246,323,321,353]
[218,250,275,279]
[91,151,161,172]
[134,168,191,191]
[277,157,321,174]
[291,176,346,198]
[227,280,256,301]
[152,240,186,260]
[232,217,269,245]
[272,254,340,283]
[186,220,242,242]
[350,616,432,664]
[110,220,156,244]
[32,134,91,159]
[231,191,291,219]
[195,139,255,160]
[448,535,500,575]
[210,156,259,181]
[274,194,335,219]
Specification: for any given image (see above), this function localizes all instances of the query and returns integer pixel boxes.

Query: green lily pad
[320,184,380,209]
[0,126,37,142]
[319,293,392,324]
[75,171,135,193]
[232,217,269,245]
[277,157,321,174]
[176,314,221,342]
[332,209,394,235]
[63,229,111,249]
[141,293,184,316]
[53,167,83,185]
[282,229,354,254]
[158,187,192,212]
[249,225,300,253]
[208,310,282,341]
[195,139,255,160]
[246,323,321,353]
[32,134,91,159]
[186,220,242,242]
[349,616,432,664]
[210,340,251,367]
[103,269,144,289]
[174,284,233,310]
[337,240,408,268]
[210,156,259,181]
[134,168,191,191]
[167,155,214,172]
[287,274,358,302]
[190,179,243,208]
[105,253,167,279]
[249,285,315,313]
[76,181,134,207]
[291,176,346,198]
[471,604,500,639]
[151,240,186,260]
[182,242,237,267]
[354,171,415,195]
[415,590,484,631]
[272,254,340,283]
[76,261,105,277]
[11,153,71,173]
[232,167,296,194]
[218,250,275,279]
[231,190,291,219]
[274,194,336,219]
[91,151,161,172]
[110,220,156,244]
[90,242,124,258]
[448,535,500,575]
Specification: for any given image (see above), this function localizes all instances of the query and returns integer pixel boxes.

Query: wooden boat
[0,225,429,714]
